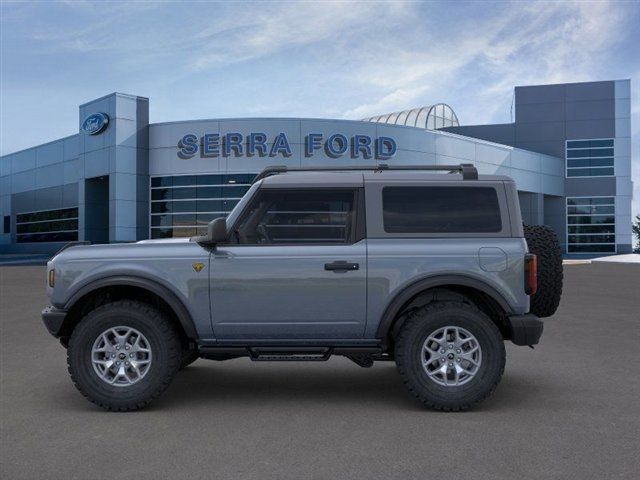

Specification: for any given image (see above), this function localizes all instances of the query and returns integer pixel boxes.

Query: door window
[233,189,356,245]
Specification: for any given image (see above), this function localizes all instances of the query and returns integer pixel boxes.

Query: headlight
[48,269,55,288]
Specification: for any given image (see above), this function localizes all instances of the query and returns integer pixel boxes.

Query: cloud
[338,0,637,121]
[188,2,406,71]
[342,86,429,119]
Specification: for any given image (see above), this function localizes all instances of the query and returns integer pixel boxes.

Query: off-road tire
[395,301,505,411]
[180,349,200,369]
[524,224,563,318]
[67,300,181,411]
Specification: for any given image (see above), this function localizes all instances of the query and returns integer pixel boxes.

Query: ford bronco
[42,164,562,411]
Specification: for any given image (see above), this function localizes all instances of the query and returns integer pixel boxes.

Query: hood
[50,237,194,263]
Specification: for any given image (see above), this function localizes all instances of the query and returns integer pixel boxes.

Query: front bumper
[42,305,68,337]
[507,314,543,346]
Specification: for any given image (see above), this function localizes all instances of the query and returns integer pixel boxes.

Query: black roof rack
[252,163,478,183]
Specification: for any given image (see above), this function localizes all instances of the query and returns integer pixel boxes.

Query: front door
[210,187,367,339]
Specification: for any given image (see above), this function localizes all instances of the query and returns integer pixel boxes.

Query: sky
[1,0,639,213]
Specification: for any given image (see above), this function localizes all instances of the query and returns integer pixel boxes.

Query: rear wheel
[395,301,505,411]
[524,224,563,318]
[67,300,181,411]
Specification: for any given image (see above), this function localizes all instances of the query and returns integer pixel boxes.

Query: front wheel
[67,300,182,411]
[395,301,505,411]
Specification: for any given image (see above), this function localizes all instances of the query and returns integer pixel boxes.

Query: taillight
[524,254,537,295]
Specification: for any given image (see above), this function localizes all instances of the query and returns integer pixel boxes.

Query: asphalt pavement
[1,263,639,479]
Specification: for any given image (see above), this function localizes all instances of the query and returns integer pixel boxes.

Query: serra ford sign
[177,132,397,160]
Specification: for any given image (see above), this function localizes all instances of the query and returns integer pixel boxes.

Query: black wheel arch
[376,275,514,348]
[58,276,198,344]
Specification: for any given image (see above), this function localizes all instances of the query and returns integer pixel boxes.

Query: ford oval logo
[82,112,109,135]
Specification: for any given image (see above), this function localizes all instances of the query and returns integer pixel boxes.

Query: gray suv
[42,164,562,411]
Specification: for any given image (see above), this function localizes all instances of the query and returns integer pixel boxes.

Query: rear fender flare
[375,275,513,343]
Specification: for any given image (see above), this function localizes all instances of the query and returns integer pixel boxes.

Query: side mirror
[209,217,227,243]
[193,217,227,246]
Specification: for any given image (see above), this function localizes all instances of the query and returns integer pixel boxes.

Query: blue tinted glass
[171,201,197,213]
[197,175,224,186]
[567,215,615,225]
[197,187,222,198]
[567,167,613,177]
[567,243,615,253]
[567,149,591,158]
[151,176,172,187]
[172,214,197,226]
[589,139,613,148]
[151,228,172,239]
[16,231,77,243]
[196,200,224,212]
[567,140,590,148]
[172,176,197,186]
[568,225,615,234]
[223,174,256,184]
[221,186,250,198]
[171,187,197,200]
[223,199,239,211]
[567,158,614,168]
[567,197,614,206]
[567,205,614,215]
[197,213,220,225]
[151,188,172,201]
[151,202,172,214]
[590,148,614,157]
[151,215,172,227]
[171,227,197,237]
[568,234,615,244]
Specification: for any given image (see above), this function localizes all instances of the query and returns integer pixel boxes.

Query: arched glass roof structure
[362,103,459,130]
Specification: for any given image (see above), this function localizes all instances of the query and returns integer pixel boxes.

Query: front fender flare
[63,275,198,339]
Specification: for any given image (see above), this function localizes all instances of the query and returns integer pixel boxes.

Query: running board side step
[198,346,385,367]
[249,347,333,362]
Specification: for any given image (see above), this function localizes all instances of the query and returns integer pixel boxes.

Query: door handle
[324,261,359,272]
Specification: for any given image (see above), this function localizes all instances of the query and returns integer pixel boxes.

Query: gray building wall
[0,135,80,253]
[77,93,149,243]
[445,79,633,254]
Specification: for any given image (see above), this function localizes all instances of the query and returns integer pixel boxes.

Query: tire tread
[395,301,505,411]
[67,299,181,412]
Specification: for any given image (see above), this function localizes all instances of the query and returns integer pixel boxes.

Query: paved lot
[1,263,639,479]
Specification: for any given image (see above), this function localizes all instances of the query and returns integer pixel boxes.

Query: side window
[234,189,356,245]
[382,186,502,233]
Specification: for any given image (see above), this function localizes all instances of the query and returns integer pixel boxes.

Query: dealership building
[0,79,634,256]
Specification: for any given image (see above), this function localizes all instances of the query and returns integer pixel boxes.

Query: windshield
[225,181,261,229]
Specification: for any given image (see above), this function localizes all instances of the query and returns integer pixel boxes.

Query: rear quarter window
[382,186,502,233]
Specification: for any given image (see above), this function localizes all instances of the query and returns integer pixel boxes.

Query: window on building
[150,174,255,238]
[3,216,9,234]
[567,197,616,253]
[566,139,614,177]
[382,186,502,233]
[15,207,78,243]
[234,189,356,245]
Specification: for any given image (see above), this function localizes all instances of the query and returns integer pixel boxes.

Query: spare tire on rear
[524,225,563,318]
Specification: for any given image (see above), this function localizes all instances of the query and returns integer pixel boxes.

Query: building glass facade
[566,139,614,177]
[566,197,616,253]
[150,174,255,238]
[15,207,78,243]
